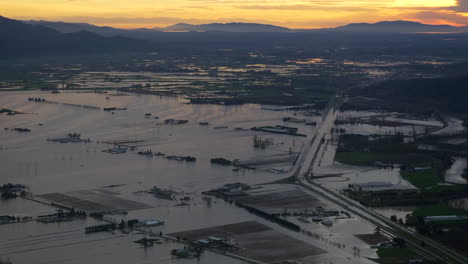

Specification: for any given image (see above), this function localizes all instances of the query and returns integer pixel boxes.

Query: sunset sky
[1,0,468,28]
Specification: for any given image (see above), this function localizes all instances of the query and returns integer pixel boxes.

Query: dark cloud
[411,10,468,25]
[452,0,468,12]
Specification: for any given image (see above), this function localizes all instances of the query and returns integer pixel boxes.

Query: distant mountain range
[331,21,468,33]
[2,15,468,59]
[23,19,468,35]
[0,16,149,59]
[159,22,289,32]
[24,20,142,36]
[24,20,290,34]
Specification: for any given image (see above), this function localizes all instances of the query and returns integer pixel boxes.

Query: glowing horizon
[1,0,467,29]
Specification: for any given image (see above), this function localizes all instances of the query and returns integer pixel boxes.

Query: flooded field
[444,157,468,184]
[36,189,151,213]
[169,221,327,264]
[0,90,310,194]
[0,91,381,264]
[0,215,242,264]
[231,185,326,214]
[315,165,415,190]
[335,110,444,136]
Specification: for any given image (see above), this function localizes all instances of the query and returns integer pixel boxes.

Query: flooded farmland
[444,157,468,184]
[0,90,377,264]
[0,90,308,194]
[2,86,467,264]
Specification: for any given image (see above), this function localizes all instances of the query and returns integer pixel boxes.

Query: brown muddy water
[1,91,378,264]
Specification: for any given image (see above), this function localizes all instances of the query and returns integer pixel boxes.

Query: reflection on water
[0,90,311,194]
[444,157,468,184]
[0,91,376,264]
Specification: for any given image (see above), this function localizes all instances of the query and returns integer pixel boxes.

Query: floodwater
[0,90,308,194]
[434,116,465,135]
[442,137,467,145]
[335,110,443,137]
[0,91,380,264]
[444,157,468,184]
[312,133,415,191]
[315,165,415,190]
[449,197,468,212]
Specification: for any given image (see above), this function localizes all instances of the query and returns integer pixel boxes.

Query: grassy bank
[335,134,454,190]
[411,203,468,218]
[375,248,420,264]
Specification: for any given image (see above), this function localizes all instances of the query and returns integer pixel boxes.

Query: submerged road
[288,92,468,264]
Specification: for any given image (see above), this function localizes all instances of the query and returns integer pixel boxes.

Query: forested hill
[0,16,149,59]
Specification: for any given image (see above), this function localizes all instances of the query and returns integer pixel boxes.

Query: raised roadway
[285,92,468,264]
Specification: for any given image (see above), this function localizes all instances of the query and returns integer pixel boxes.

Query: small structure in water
[149,186,177,200]
[0,183,28,199]
[321,218,333,226]
[166,155,196,162]
[164,119,188,125]
[47,133,91,143]
[102,146,128,154]
[202,182,251,198]
[28,97,46,102]
[136,219,165,227]
[251,125,305,137]
[171,247,201,258]
[85,223,116,234]
[137,150,153,156]
[134,237,161,247]
[103,107,126,111]
[213,126,228,129]
[253,135,273,149]
[283,117,306,123]
[211,158,232,166]
[13,128,31,132]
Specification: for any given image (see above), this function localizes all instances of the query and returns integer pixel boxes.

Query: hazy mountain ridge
[332,20,468,33]
[0,16,149,59]
[24,20,290,33]
[162,22,290,32]
[3,16,468,60]
[24,20,143,36]
[22,19,468,35]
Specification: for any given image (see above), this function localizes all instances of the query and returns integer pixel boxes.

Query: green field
[334,151,400,166]
[375,248,420,264]
[336,151,444,189]
[400,168,440,189]
[411,203,468,218]
[423,184,468,193]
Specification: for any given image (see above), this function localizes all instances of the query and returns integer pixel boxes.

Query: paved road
[277,93,342,183]
[289,93,468,264]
